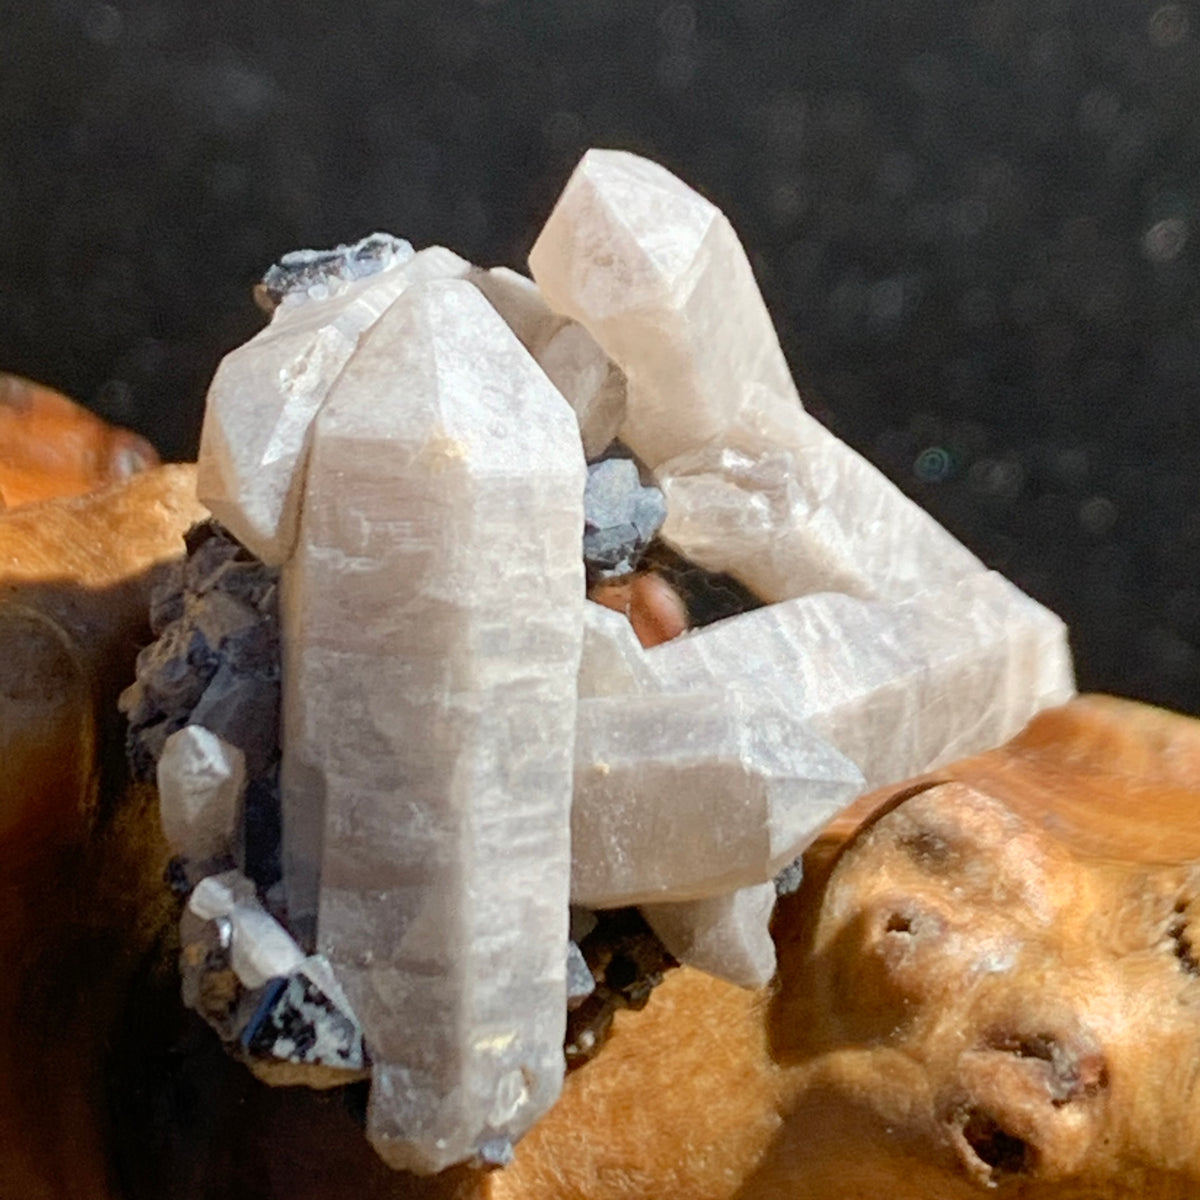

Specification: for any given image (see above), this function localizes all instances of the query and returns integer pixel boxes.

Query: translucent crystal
[529,149,981,603]
[538,323,627,459]
[198,244,471,565]
[641,882,778,989]
[469,266,562,352]
[471,266,628,459]
[577,600,656,698]
[642,571,1074,787]
[156,725,245,861]
[570,689,865,907]
[186,870,305,989]
[280,278,586,1173]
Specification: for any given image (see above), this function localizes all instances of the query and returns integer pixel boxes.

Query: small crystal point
[641,883,778,989]
[280,277,585,1173]
[570,689,865,907]
[198,244,470,565]
[156,725,245,861]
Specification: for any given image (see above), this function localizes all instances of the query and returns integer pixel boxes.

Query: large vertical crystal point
[570,690,865,907]
[529,149,981,602]
[280,278,586,1174]
[643,572,1074,788]
[198,244,470,564]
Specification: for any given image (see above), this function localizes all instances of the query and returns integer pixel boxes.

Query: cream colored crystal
[198,245,471,564]
[643,571,1073,788]
[469,265,562,351]
[529,148,981,603]
[471,266,627,458]
[641,883,777,989]
[577,599,656,697]
[156,725,245,861]
[539,323,627,458]
[570,689,865,907]
[280,278,585,1173]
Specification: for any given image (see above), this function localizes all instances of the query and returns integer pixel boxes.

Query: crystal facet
[156,725,245,862]
[279,278,585,1172]
[471,266,628,459]
[641,882,778,989]
[641,571,1073,788]
[570,689,865,907]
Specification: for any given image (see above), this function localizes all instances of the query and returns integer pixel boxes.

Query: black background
[3,0,1200,712]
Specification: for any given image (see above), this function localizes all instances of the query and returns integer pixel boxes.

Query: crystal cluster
[138,146,1075,1175]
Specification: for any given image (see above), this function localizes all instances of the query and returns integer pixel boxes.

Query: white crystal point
[577,599,655,697]
[643,571,1074,789]
[529,148,812,471]
[641,883,778,989]
[197,244,471,565]
[280,277,585,1174]
[185,870,305,990]
[156,725,245,860]
[570,689,865,908]
[529,148,982,603]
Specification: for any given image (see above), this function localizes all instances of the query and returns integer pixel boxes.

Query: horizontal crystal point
[280,278,586,1173]
[156,725,244,861]
[469,265,563,353]
[641,882,778,989]
[538,323,627,459]
[642,571,1074,788]
[197,244,471,565]
[530,148,982,604]
[570,689,865,908]
[180,870,306,1043]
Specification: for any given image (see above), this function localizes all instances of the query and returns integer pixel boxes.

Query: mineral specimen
[280,278,586,1172]
[255,232,413,310]
[239,955,366,1089]
[529,148,983,604]
[582,456,666,579]
[198,244,470,565]
[121,519,281,784]
[570,689,865,907]
[151,145,1078,1178]
[641,882,778,988]
[156,725,244,862]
